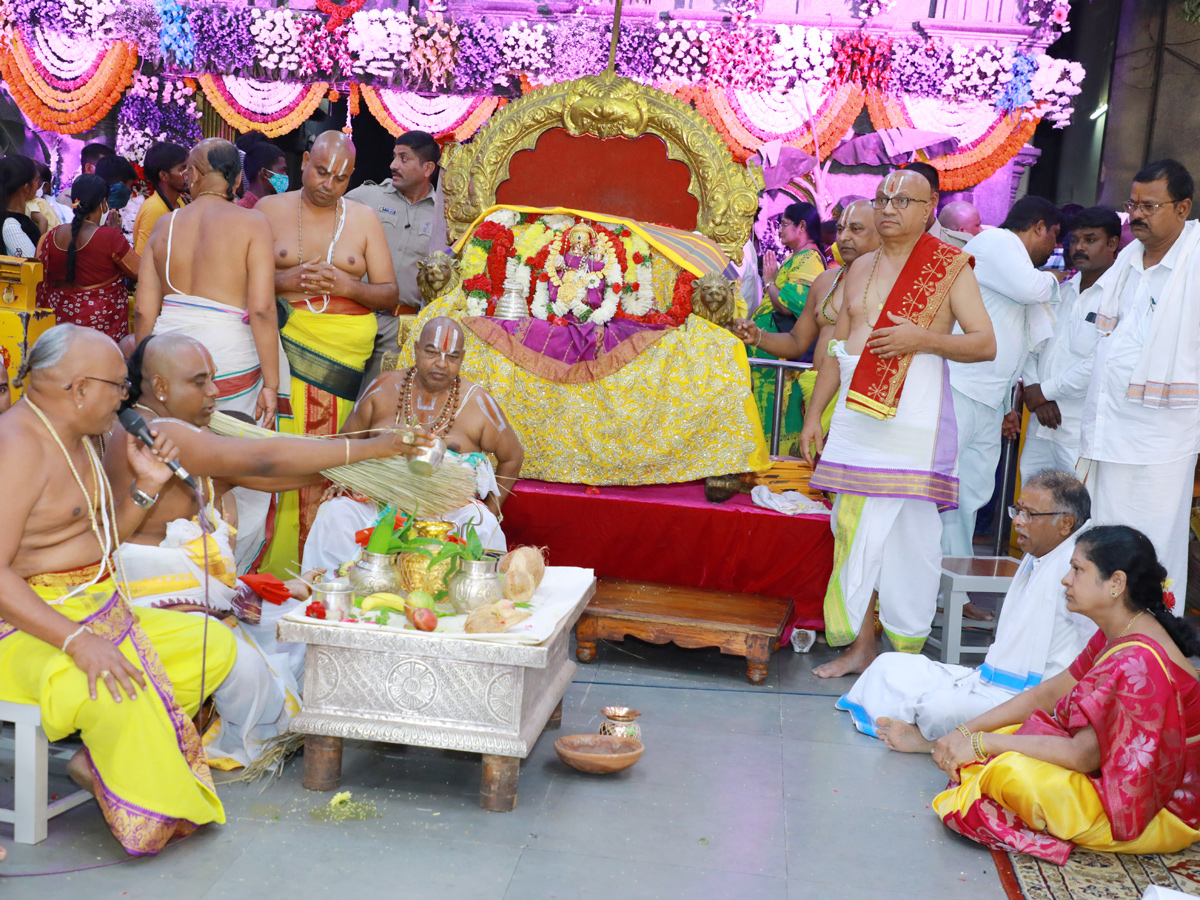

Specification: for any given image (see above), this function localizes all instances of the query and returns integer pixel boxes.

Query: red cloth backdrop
[496,130,700,232]
[502,480,833,638]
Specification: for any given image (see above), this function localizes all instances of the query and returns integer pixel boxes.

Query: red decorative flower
[631,282,640,291]
[611,284,623,295]
[1165,591,1177,611]
[447,534,467,546]
[632,252,644,264]
[538,272,549,282]
[305,601,327,620]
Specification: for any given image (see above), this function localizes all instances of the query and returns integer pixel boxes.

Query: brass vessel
[397,520,456,596]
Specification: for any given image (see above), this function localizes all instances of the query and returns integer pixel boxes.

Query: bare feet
[67,748,97,797]
[813,640,877,678]
[876,717,935,753]
[962,601,994,622]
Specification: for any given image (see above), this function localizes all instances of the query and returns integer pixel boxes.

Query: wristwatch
[130,483,158,509]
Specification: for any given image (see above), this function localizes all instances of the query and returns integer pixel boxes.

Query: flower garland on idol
[459,213,679,326]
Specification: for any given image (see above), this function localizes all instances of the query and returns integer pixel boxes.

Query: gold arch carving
[441,71,763,263]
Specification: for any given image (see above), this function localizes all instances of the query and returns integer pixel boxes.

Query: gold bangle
[971,731,988,763]
[956,724,971,740]
[344,439,350,467]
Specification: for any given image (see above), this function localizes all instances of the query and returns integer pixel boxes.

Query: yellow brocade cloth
[0,570,236,855]
[400,298,769,484]
[263,297,377,576]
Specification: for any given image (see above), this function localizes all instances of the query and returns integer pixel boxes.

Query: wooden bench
[575,579,793,685]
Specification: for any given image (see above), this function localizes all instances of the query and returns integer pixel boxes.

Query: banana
[361,592,407,613]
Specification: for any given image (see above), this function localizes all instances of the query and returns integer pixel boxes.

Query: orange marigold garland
[0,33,136,134]
[198,74,328,138]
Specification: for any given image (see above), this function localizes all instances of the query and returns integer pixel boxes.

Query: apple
[411,607,438,632]
[405,589,436,623]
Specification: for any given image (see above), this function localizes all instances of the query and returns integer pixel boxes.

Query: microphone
[118,409,200,491]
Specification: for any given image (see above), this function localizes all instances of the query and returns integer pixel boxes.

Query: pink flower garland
[27,27,106,90]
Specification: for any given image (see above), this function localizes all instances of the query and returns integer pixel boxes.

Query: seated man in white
[303,316,524,574]
[836,470,1096,753]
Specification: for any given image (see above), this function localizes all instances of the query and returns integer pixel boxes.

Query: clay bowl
[554,734,644,774]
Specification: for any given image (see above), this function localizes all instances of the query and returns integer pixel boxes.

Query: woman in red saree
[931,525,1200,865]
[36,174,139,341]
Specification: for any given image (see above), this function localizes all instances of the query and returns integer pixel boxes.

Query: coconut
[499,546,546,602]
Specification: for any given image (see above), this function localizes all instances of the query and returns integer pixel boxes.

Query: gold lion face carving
[691,273,739,329]
[416,253,461,305]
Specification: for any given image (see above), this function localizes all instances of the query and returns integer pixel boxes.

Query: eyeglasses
[871,196,931,211]
[1007,505,1066,521]
[1124,200,1179,215]
[70,376,131,398]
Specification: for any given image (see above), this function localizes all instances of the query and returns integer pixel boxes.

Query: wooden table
[575,579,793,685]
[278,576,596,812]
[928,556,1021,664]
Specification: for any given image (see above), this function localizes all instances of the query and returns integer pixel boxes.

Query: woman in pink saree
[931,525,1200,865]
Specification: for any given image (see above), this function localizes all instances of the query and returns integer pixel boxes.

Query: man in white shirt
[1021,207,1121,474]
[1077,159,1200,611]
[941,196,1062,557]
[840,471,1095,752]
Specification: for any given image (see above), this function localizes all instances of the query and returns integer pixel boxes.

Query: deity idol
[548,223,612,320]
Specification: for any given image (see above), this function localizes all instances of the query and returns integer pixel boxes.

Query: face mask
[108,183,132,210]
[267,171,290,195]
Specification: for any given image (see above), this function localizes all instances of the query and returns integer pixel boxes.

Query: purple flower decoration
[190,7,256,74]
[612,21,658,82]
[14,0,65,33]
[453,19,508,93]
[889,38,949,98]
[549,15,605,82]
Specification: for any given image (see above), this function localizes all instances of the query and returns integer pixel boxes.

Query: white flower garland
[347,9,413,79]
[486,209,522,229]
[250,9,309,74]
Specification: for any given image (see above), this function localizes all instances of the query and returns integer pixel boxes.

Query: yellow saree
[0,566,236,855]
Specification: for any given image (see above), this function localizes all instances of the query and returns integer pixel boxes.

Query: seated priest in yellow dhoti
[103,334,424,768]
[303,316,524,574]
[400,205,768,486]
[0,324,236,856]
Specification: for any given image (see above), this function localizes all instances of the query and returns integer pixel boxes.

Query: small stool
[0,700,92,844]
[926,556,1020,665]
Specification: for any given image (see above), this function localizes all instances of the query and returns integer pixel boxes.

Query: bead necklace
[396,366,460,436]
[297,194,345,315]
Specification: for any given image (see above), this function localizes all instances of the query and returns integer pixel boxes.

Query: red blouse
[43,225,131,286]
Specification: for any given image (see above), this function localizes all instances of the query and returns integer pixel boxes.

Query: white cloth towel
[750,485,830,516]
[1094,220,1200,408]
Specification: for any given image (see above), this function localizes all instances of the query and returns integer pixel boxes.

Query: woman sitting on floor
[930,525,1200,865]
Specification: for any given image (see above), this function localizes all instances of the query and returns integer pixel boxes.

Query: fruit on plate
[361,592,407,613]
[404,589,436,623]
[411,607,438,631]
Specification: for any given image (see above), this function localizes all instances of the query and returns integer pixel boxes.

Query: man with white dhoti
[838,471,1096,752]
[940,196,1063,557]
[1019,207,1120,475]
[799,171,996,678]
[134,138,290,573]
[1077,159,1200,614]
[104,334,422,766]
[303,317,524,574]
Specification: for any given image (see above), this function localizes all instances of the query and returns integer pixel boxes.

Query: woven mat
[994,846,1200,899]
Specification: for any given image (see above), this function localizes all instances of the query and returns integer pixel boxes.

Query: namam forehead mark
[310,132,356,175]
[840,200,874,229]
[879,171,930,200]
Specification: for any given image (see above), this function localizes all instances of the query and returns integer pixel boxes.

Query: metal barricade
[746,357,813,456]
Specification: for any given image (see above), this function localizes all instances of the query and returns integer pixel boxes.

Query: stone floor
[0,634,1007,900]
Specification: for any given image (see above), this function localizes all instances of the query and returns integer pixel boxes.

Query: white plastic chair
[0,700,92,844]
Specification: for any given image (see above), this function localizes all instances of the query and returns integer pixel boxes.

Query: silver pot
[446,557,502,614]
[348,551,402,597]
[311,579,355,619]
[407,436,446,477]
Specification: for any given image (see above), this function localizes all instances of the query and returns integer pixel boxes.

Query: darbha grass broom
[207,411,477,517]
